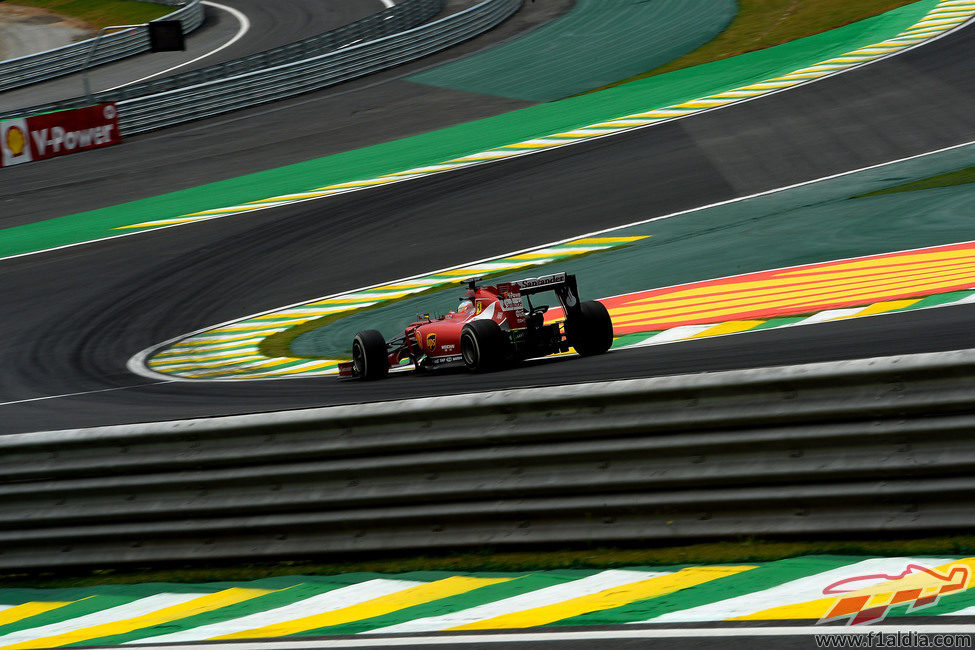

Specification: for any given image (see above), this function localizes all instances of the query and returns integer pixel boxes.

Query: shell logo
[5,125,26,157]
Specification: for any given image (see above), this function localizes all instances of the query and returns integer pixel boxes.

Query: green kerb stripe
[297,572,599,636]
[0,595,139,637]
[550,556,861,625]
[72,580,372,646]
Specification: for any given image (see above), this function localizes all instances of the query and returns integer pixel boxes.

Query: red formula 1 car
[338,272,613,380]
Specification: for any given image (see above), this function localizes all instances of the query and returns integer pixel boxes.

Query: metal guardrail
[2,347,975,570]
[115,0,521,135]
[0,0,205,93]
[0,0,447,121]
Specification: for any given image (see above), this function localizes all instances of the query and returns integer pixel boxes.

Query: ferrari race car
[338,272,613,380]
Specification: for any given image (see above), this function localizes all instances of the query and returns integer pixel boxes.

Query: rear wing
[499,272,582,315]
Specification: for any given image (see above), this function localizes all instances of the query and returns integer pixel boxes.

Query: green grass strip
[853,166,975,197]
[592,0,922,93]
[0,0,937,260]
[8,0,170,29]
[551,555,861,625]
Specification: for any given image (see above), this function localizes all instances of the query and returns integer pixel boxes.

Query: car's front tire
[461,319,506,371]
[567,300,613,356]
[352,329,389,380]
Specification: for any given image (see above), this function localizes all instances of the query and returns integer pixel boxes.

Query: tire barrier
[3,347,974,570]
[0,0,205,93]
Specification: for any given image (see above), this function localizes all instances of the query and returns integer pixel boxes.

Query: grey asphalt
[0,0,571,228]
[1,21,975,434]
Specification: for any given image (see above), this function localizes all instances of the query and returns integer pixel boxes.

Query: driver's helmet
[457,299,474,313]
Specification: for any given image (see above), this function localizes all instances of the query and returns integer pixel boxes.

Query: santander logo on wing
[818,563,971,626]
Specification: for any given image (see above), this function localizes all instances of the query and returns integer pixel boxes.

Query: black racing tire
[352,330,389,380]
[461,319,506,371]
[567,300,614,356]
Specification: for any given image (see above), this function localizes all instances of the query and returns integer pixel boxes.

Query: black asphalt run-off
[2,19,975,434]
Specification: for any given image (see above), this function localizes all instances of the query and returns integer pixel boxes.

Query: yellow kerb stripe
[839,299,922,318]
[0,602,74,627]
[3,589,274,650]
[449,566,756,631]
[566,236,648,245]
[213,576,510,639]
[690,320,766,338]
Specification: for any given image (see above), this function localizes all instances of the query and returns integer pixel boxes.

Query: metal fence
[116,0,521,135]
[0,0,446,120]
[0,0,205,93]
[3,347,974,570]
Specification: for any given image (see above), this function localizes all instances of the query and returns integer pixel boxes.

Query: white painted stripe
[628,325,714,346]
[644,557,952,623]
[151,355,266,370]
[164,338,266,352]
[104,625,975,649]
[365,570,664,634]
[231,360,340,378]
[129,580,424,644]
[100,2,251,92]
[793,307,866,325]
[0,381,172,407]
[0,593,207,645]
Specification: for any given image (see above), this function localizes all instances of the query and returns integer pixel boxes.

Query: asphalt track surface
[3,19,975,435]
[97,619,975,650]
[0,0,390,113]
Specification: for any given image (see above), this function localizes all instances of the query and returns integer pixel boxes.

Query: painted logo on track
[818,563,972,625]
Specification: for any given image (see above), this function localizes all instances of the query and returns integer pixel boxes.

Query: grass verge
[586,0,921,94]
[5,0,171,29]
[5,536,975,588]
[853,166,975,197]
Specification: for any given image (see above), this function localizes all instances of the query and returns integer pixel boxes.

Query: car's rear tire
[352,330,388,380]
[567,300,613,356]
[461,319,506,371]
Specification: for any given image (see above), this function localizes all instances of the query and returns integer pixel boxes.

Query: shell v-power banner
[1,103,121,167]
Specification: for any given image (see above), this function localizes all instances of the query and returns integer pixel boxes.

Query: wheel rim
[352,339,366,374]
[461,332,478,367]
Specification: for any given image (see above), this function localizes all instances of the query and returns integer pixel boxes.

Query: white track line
[99,1,251,92]
[0,381,171,408]
[101,625,975,648]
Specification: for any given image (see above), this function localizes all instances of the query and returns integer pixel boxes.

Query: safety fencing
[0,0,521,135]
[117,0,519,134]
[0,0,446,120]
[0,0,205,93]
[2,347,974,570]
